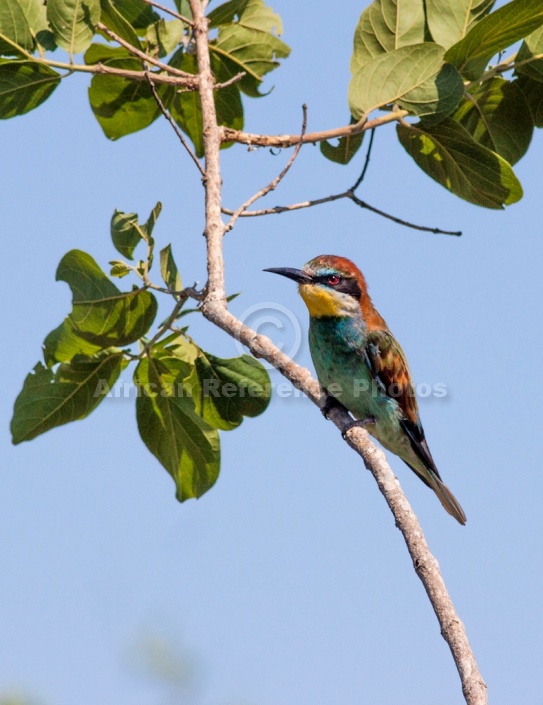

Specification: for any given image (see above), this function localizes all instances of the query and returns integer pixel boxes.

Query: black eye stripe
[315,275,362,300]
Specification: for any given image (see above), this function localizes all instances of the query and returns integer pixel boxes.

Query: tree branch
[141,0,194,25]
[190,2,485,702]
[225,104,308,233]
[221,109,408,148]
[145,72,206,178]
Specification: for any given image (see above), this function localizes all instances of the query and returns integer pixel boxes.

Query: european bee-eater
[265,255,466,525]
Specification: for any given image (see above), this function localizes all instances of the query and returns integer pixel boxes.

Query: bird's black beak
[263,267,313,284]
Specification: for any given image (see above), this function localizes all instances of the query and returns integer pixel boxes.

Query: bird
[264,255,466,525]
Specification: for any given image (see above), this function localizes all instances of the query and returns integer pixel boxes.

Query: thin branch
[191,3,484,702]
[351,127,375,192]
[96,22,198,82]
[214,71,246,90]
[145,72,206,178]
[348,194,462,236]
[225,104,308,233]
[221,109,408,148]
[141,0,194,25]
[222,186,462,237]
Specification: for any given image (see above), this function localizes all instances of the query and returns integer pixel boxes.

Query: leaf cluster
[335,0,543,207]
[0,0,290,154]
[10,205,271,502]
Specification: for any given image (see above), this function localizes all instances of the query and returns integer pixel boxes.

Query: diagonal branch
[189,1,485,702]
[145,72,206,179]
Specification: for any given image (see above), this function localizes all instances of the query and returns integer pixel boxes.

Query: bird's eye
[327,274,340,285]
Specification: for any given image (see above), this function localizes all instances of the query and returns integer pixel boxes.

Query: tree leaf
[44,249,157,363]
[454,77,533,164]
[134,356,220,502]
[85,44,162,140]
[110,0,159,31]
[516,24,543,82]
[47,0,101,54]
[445,0,543,80]
[397,118,523,208]
[145,18,184,57]
[516,74,543,126]
[349,43,463,120]
[0,0,36,55]
[11,353,127,444]
[188,351,271,431]
[209,0,290,97]
[159,244,182,291]
[0,61,61,118]
[351,0,426,73]
[425,0,495,49]
[320,118,365,164]
[99,0,141,48]
[167,50,243,156]
[109,260,131,278]
[110,208,146,259]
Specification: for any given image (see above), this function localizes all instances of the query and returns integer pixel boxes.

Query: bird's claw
[341,416,376,440]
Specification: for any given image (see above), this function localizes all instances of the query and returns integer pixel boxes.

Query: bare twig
[348,194,462,236]
[96,22,198,83]
[221,110,408,148]
[214,71,246,90]
[225,104,308,233]
[190,0,484,701]
[141,0,194,25]
[351,127,375,192]
[145,72,206,178]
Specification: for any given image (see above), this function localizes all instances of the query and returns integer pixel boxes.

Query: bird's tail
[429,475,467,525]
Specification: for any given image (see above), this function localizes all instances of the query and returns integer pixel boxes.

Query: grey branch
[188,0,485,701]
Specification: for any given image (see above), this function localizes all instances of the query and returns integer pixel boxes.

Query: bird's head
[265,255,368,318]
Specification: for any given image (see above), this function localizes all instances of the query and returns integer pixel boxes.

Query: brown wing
[365,329,442,479]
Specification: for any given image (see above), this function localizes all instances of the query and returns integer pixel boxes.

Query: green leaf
[111,208,145,258]
[209,0,290,97]
[109,260,131,278]
[159,244,182,291]
[349,43,463,120]
[454,77,533,165]
[99,0,141,48]
[517,24,543,82]
[351,0,426,73]
[445,0,543,80]
[87,46,160,139]
[0,61,61,118]
[134,356,220,502]
[43,318,103,366]
[320,119,365,164]
[44,249,157,363]
[11,353,127,444]
[0,0,36,55]
[145,18,184,57]
[173,0,192,19]
[516,74,543,126]
[397,118,523,208]
[425,0,495,49]
[167,50,243,157]
[188,351,271,431]
[110,0,159,31]
[47,0,101,54]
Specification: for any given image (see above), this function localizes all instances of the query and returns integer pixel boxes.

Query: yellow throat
[299,284,345,317]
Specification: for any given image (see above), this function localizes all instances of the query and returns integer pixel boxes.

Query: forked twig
[225,104,308,233]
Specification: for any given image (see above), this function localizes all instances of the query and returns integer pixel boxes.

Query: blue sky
[2,2,543,704]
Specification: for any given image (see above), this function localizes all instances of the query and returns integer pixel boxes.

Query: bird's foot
[341,416,376,440]
[320,390,350,419]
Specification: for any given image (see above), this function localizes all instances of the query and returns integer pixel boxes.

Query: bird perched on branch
[265,255,466,525]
